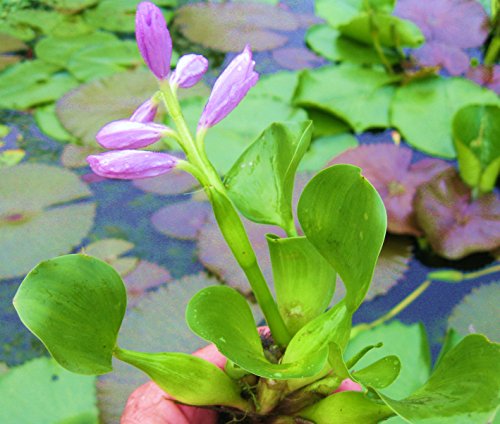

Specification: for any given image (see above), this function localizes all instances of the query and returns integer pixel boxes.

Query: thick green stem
[485,37,500,65]
[160,81,291,346]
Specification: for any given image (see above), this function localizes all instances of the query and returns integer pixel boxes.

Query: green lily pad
[42,0,99,13]
[133,168,200,195]
[6,10,62,36]
[391,77,500,158]
[0,164,96,279]
[315,0,396,27]
[306,108,351,139]
[174,3,299,52]
[250,70,300,103]
[34,104,76,143]
[49,15,95,38]
[0,33,27,71]
[293,64,398,132]
[448,281,500,342]
[67,40,143,82]
[61,144,101,168]
[0,357,98,424]
[35,32,118,67]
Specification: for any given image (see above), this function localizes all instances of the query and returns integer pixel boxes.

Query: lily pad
[61,144,101,168]
[42,0,99,13]
[391,76,499,158]
[152,199,212,240]
[0,33,27,71]
[329,143,451,235]
[174,3,300,52]
[132,168,199,195]
[0,164,96,279]
[415,168,500,259]
[272,47,324,70]
[293,64,398,132]
[395,0,489,75]
[84,238,137,276]
[96,273,221,424]
[449,282,500,342]
[315,0,396,27]
[0,357,98,424]
[35,104,77,143]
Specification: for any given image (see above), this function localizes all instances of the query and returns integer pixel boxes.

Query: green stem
[350,280,431,338]
[461,263,500,280]
[159,81,291,346]
[369,13,394,74]
[484,36,500,65]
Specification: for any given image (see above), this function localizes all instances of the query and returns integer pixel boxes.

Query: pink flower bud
[170,54,209,88]
[96,120,172,150]
[87,150,178,180]
[198,45,259,129]
[130,99,159,123]
[136,1,172,80]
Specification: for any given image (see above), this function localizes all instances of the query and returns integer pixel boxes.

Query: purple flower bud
[170,54,208,88]
[130,99,159,123]
[96,120,172,150]
[198,45,259,129]
[87,150,178,180]
[136,1,172,80]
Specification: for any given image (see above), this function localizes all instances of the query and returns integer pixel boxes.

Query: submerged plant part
[12,2,500,423]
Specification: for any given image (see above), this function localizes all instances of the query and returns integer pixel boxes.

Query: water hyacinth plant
[13,2,500,423]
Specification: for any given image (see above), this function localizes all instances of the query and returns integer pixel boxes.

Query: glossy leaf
[225,121,312,232]
[186,286,327,379]
[0,357,98,424]
[315,0,396,27]
[346,321,431,398]
[14,255,126,375]
[267,235,336,335]
[391,77,499,158]
[298,165,387,310]
[294,64,398,132]
[299,390,394,424]
[353,355,401,389]
[113,348,248,410]
[377,335,500,423]
[453,104,500,194]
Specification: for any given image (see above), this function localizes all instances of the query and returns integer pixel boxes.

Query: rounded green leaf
[13,254,127,375]
[353,355,401,389]
[186,285,327,379]
[297,164,387,310]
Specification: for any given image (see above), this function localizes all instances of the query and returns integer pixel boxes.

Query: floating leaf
[0,148,25,167]
[294,64,398,132]
[42,0,99,13]
[174,3,300,52]
[61,144,101,168]
[467,65,500,95]
[315,0,396,27]
[35,104,76,143]
[306,108,351,139]
[0,33,27,71]
[48,14,94,37]
[306,24,398,65]
[272,47,324,70]
[0,164,96,279]
[377,335,500,423]
[391,77,499,158]
[6,10,62,35]
[249,71,300,104]
[67,40,142,82]
[415,168,500,259]
[123,260,172,307]
[453,104,500,194]
[329,144,451,236]
[346,321,431,398]
[35,32,118,67]
[84,238,137,276]
[14,255,127,374]
[0,357,98,424]
[448,281,500,342]
[395,0,489,75]
[298,165,387,310]
[152,199,211,240]
[133,168,199,195]
[225,121,313,231]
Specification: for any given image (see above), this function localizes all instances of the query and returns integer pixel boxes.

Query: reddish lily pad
[415,168,500,259]
[448,282,500,342]
[152,199,212,240]
[467,65,500,95]
[329,144,451,236]
[132,168,199,196]
[395,0,489,75]
[271,47,324,70]
[174,3,302,52]
[0,164,96,279]
[0,33,27,71]
[84,238,138,277]
[61,144,101,169]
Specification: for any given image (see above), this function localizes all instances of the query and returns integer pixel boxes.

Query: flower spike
[170,54,209,89]
[87,150,179,180]
[136,1,172,80]
[96,120,174,150]
[198,45,258,129]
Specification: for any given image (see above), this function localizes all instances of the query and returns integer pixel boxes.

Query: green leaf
[452,104,500,193]
[315,0,395,27]
[113,348,248,410]
[267,235,336,335]
[34,104,76,143]
[294,64,398,132]
[353,355,401,389]
[298,390,394,424]
[0,357,98,424]
[35,32,118,67]
[306,24,398,65]
[42,0,99,13]
[433,328,464,371]
[377,335,500,423]
[391,77,500,158]
[186,285,327,379]
[297,165,387,310]
[346,321,431,398]
[225,121,312,232]
[13,254,127,375]
[307,108,351,139]
[339,14,424,48]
